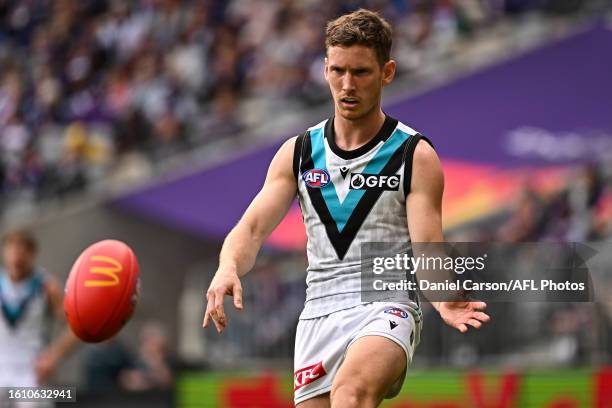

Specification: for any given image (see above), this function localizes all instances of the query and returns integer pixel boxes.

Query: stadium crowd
[0,0,588,204]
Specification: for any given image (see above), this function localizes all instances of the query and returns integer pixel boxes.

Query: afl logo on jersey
[302,169,330,188]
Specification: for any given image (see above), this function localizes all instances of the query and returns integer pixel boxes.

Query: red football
[64,240,140,343]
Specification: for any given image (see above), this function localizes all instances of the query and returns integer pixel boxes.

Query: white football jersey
[0,269,51,387]
[294,115,430,320]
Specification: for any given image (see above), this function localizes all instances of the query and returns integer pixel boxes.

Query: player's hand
[203,269,243,333]
[435,301,490,333]
[35,349,59,384]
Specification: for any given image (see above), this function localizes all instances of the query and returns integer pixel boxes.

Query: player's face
[3,241,35,280]
[325,45,395,121]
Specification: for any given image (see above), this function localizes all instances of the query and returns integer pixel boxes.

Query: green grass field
[178,368,607,407]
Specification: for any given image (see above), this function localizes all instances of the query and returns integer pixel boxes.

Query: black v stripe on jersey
[300,133,409,260]
[0,275,44,329]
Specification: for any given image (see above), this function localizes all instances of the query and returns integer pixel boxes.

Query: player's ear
[382,59,396,86]
[324,57,330,81]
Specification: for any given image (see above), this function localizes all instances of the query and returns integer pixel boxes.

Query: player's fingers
[202,310,209,328]
[233,283,243,310]
[35,357,53,385]
[212,315,223,333]
[208,298,225,333]
[204,307,221,331]
[473,311,490,322]
[466,318,482,329]
[203,292,213,327]
[214,288,226,325]
[457,323,468,333]
[471,301,487,311]
[207,305,223,333]
[203,291,216,326]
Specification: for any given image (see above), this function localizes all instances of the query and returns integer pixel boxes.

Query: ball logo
[85,255,122,287]
[302,169,330,188]
[350,173,400,191]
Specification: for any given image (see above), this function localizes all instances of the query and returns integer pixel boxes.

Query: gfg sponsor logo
[294,361,326,391]
[302,169,330,188]
[349,173,400,191]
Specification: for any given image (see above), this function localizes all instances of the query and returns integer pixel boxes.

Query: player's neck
[6,267,34,283]
[333,109,385,151]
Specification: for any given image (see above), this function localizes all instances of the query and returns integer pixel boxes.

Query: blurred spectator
[498,162,609,243]
[85,320,174,392]
[85,338,135,391]
[498,187,544,241]
[118,321,175,391]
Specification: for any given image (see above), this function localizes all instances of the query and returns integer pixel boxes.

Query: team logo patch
[294,361,326,391]
[349,173,400,191]
[302,169,330,188]
[384,307,409,319]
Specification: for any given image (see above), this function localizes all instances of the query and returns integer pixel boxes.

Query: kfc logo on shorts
[302,169,330,188]
[294,361,326,391]
[384,307,409,319]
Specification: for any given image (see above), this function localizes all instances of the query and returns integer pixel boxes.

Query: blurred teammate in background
[0,228,78,390]
[204,9,490,408]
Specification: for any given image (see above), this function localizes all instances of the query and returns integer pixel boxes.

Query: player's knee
[330,380,377,408]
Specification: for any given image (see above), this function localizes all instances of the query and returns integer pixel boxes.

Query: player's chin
[336,106,363,120]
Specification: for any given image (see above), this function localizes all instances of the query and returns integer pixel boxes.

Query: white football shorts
[294,302,421,405]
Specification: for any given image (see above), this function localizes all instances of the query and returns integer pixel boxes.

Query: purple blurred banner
[114,25,612,239]
[115,145,283,238]
[385,24,612,166]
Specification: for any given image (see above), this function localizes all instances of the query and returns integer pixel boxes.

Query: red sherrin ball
[64,240,140,343]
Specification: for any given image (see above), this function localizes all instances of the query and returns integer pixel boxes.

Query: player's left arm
[36,277,79,384]
[406,139,490,333]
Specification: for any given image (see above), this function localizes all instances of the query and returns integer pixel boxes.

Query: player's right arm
[203,137,298,333]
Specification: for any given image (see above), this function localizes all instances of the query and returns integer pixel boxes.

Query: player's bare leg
[330,336,406,408]
[296,392,330,408]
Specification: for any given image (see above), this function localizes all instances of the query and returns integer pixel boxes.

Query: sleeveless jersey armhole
[403,134,435,199]
[293,132,308,181]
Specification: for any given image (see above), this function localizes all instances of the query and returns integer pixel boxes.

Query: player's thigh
[296,392,330,408]
[331,335,406,400]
